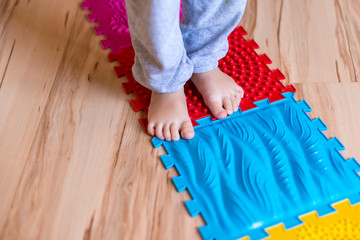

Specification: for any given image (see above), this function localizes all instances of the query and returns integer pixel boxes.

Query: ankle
[151,87,185,99]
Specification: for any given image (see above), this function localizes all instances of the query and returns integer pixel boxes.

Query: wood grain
[0,0,359,239]
[0,0,78,231]
[242,0,359,85]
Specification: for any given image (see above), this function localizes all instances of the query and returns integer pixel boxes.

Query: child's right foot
[147,88,194,141]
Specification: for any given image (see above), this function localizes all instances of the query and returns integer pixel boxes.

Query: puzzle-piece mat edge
[81,0,132,52]
[153,92,360,240]
[261,198,360,240]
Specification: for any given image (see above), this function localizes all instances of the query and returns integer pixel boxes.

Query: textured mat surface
[82,0,132,52]
[265,199,360,240]
[109,27,296,127]
[153,92,360,240]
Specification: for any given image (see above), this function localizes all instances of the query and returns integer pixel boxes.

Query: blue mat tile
[153,92,360,240]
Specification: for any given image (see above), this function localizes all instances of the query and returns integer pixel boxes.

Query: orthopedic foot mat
[266,199,360,239]
[82,0,132,51]
[81,1,360,239]
[153,92,360,240]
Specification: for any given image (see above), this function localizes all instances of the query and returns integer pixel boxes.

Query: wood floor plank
[0,8,204,240]
[0,0,80,231]
[0,8,125,239]
[241,0,359,84]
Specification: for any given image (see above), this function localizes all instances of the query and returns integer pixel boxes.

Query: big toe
[208,100,227,119]
[180,120,195,139]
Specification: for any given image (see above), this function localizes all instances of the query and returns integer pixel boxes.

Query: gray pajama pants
[125,0,247,93]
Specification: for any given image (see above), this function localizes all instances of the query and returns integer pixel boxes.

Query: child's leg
[126,0,195,141]
[181,0,247,119]
[126,0,193,93]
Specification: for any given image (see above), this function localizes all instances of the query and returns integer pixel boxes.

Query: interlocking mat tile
[82,0,132,52]
[153,92,360,240]
[108,27,296,127]
[265,199,360,240]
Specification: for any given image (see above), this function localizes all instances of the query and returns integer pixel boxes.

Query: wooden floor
[0,0,359,239]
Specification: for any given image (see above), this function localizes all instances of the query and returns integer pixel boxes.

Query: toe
[155,123,164,140]
[223,97,233,115]
[163,124,172,141]
[231,96,238,112]
[180,120,195,139]
[147,122,155,136]
[237,87,244,98]
[170,123,180,141]
[207,100,227,119]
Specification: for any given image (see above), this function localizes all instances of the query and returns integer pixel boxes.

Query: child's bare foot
[147,88,194,141]
[192,68,244,119]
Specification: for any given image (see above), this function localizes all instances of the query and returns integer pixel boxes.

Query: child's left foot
[191,68,244,119]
